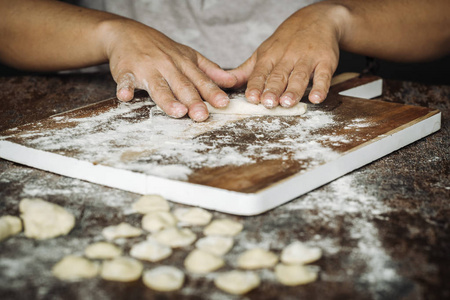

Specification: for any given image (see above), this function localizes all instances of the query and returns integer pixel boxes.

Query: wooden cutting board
[0,75,441,215]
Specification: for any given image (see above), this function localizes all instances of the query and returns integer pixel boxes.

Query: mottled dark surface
[0,72,449,300]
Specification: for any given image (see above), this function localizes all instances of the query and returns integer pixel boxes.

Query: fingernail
[190,106,208,122]
[310,92,322,104]
[168,102,188,118]
[117,88,133,102]
[215,95,230,108]
[262,93,276,108]
[280,94,295,107]
[246,91,260,104]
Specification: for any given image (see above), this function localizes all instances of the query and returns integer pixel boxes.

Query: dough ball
[132,194,170,214]
[204,97,307,116]
[173,207,212,226]
[84,242,122,259]
[143,266,185,292]
[184,249,224,274]
[100,257,143,282]
[130,240,172,262]
[195,236,234,256]
[275,263,318,286]
[203,219,243,237]
[141,211,177,233]
[281,241,322,265]
[52,255,99,281]
[150,227,196,248]
[237,248,278,269]
[0,215,22,242]
[102,222,143,241]
[19,198,75,240]
[214,270,260,295]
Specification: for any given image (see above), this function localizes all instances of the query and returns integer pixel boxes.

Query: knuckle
[267,72,288,84]
[290,70,309,82]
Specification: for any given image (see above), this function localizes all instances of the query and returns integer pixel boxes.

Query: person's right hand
[101,19,237,122]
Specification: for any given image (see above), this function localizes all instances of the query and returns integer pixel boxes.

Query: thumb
[227,53,257,89]
[196,52,237,88]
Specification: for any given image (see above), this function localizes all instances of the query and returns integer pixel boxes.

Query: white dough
[237,248,278,269]
[143,266,185,292]
[184,249,224,274]
[205,97,307,116]
[173,207,212,226]
[19,198,75,240]
[52,255,99,281]
[214,270,260,295]
[150,227,196,248]
[203,219,243,237]
[130,240,172,262]
[132,194,170,214]
[141,211,177,232]
[281,241,322,265]
[102,222,143,241]
[275,263,319,286]
[195,236,234,256]
[0,215,22,242]
[84,242,122,259]
[100,257,143,282]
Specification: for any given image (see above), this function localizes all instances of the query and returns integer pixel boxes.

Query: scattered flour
[2,96,373,181]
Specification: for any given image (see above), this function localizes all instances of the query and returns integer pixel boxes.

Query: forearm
[0,0,122,71]
[321,0,450,62]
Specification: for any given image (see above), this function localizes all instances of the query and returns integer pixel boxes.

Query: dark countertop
[0,72,449,300]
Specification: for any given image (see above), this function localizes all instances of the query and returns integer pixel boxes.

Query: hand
[229,3,344,108]
[101,19,237,122]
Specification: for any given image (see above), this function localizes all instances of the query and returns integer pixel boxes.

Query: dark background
[1,51,449,85]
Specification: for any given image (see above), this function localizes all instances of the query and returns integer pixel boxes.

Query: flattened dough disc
[205,97,307,116]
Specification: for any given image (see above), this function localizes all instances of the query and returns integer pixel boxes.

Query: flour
[281,174,401,299]
[2,95,368,182]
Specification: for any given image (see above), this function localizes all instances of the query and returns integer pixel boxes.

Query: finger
[146,73,188,119]
[179,60,230,110]
[260,61,293,108]
[115,72,136,102]
[245,58,274,104]
[162,65,211,122]
[280,62,313,107]
[309,62,333,104]
[227,53,257,89]
[196,52,237,88]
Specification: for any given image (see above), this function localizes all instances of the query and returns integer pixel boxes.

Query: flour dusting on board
[2,96,372,181]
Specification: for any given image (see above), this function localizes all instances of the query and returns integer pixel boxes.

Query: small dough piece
[214,271,260,295]
[101,257,143,282]
[143,266,185,292]
[132,194,170,214]
[0,215,22,242]
[19,198,75,240]
[195,236,234,256]
[275,263,318,286]
[203,219,243,237]
[52,255,99,281]
[141,211,177,232]
[150,227,196,248]
[85,242,122,259]
[184,249,224,274]
[205,97,307,116]
[102,222,143,241]
[237,248,278,269]
[130,240,172,262]
[281,241,322,265]
[173,207,212,226]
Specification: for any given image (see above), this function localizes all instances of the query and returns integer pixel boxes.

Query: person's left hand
[228,3,343,108]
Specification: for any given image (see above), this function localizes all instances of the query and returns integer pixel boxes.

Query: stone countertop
[0,72,448,300]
